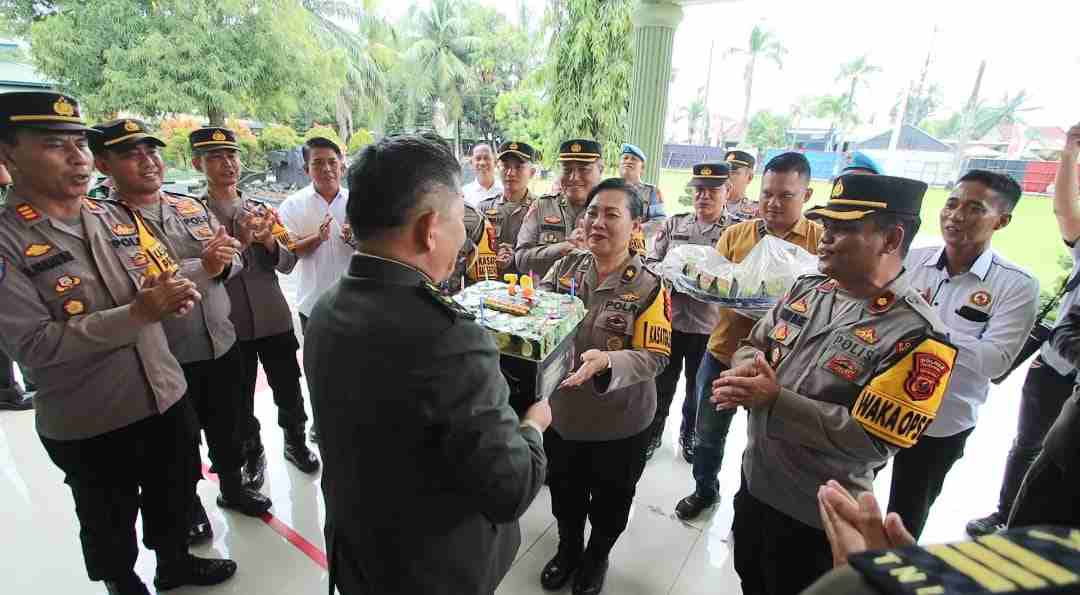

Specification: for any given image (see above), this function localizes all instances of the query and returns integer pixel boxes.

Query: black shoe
[104,573,150,595]
[309,425,320,444]
[216,470,272,517]
[675,492,716,521]
[0,387,33,411]
[644,432,662,461]
[966,512,1007,537]
[572,555,609,595]
[242,438,267,490]
[678,432,695,462]
[153,554,237,591]
[188,497,213,545]
[284,431,320,474]
[541,547,582,590]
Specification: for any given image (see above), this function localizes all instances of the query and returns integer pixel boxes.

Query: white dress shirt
[1040,240,1080,375]
[277,184,354,317]
[462,178,503,207]
[904,246,1040,437]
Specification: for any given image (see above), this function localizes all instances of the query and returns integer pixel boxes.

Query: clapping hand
[319,215,332,242]
[496,243,514,269]
[130,269,202,323]
[817,480,915,568]
[711,352,780,410]
[201,226,241,277]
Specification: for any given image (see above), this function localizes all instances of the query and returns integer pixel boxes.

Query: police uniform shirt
[0,197,186,440]
[204,193,298,341]
[734,273,957,529]
[725,197,759,223]
[646,212,727,334]
[514,194,587,278]
[128,193,241,363]
[276,184,352,317]
[540,251,672,441]
[905,246,1039,438]
[1040,239,1080,376]
[478,189,534,275]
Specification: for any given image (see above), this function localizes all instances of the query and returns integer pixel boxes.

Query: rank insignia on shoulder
[817,279,838,293]
[771,323,789,342]
[788,297,809,313]
[970,290,992,308]
[422,282,475,320]
[82,197,105,213]
[15,203,41,223]
[63,298,85,316]
[621,266,637,283]
[869,291,896,314]
[854,326,878,345]
[24,243,52,257]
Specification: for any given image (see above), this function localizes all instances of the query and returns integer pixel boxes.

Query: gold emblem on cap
[509,142,519,150]
[570,143,582,153]
[832,180,845,198]
[123,120,139,132]
[52,96,75,117]
[212,130,226,141]
[701,167,713,176]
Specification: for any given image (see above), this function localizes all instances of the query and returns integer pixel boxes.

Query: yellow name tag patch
[851,337,956,448]
[632,286,672,356]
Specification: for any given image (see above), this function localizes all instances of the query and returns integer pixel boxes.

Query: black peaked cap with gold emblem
[558,139,602,162]
[687,162,730,188]
[0,91,97,133]
[497,140,537,162]
[725,150,756,171]
[189,127,240,153]
[89,118,166,154]
[806,173,928,221]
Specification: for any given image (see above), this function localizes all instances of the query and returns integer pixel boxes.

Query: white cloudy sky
[385,0,1080,132]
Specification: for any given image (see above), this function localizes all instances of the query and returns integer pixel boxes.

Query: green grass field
[653,169,1070,291]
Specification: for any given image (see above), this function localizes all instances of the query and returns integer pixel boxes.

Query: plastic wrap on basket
[658,237,818,315]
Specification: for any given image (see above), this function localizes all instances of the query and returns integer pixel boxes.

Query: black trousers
[732,477,832,595]
[887,426,975,539]
[996,358,1074,517]
[546,427,651,559]
[39,398,199,581]
[183,346,246,473]
[238,331,307,438]
[652,330,709,439]
[1009,451,1080,528]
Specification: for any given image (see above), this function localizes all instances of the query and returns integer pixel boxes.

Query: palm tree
[404,0,479,155]
[727,24,787,130]
[676,98,708,144]
[302,0,397,143]
[835,55,881,134]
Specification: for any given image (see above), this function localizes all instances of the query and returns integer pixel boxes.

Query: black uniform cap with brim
[806,173,928,222]
[89,118,166,155]
[558,139,602,163]
[0,91,98,134]
[687,162,730,188]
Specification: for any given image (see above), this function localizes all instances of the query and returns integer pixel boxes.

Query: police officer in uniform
[619,143,665,222]
[478,140,538,277]
[191,127,320,481]
[711,174,958,595]
[723,150,758,224]
[443,199,499,294]
[538,178,672,595]
[90,120,272,534]
[0,92,236,594]
[515,139,603,278]
[645,162,731,461]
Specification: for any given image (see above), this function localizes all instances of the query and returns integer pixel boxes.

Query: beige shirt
[646,212,728,335]
[0,197,186,440]
[514,194,587,279]
[540,251,671,441]
[478,190,534,276]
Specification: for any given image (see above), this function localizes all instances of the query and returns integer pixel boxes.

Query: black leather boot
[284,427,320,473]
[675,491,717,521]
[187,495,213,545]
[541,525,583,590]
[242,436,267,490]
[216,470,272,516]
[572,554,609,595]
[104,572,150,595]
[153,553,237,591]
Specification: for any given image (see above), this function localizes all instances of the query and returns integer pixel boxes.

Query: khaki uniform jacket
[478,190,534,277]
[646,212,728,335]
[0,197,186,440]
[203,193,297,341]
[514,193,587,279]
[120,192,242,364]
[735,273,957,529]
[540,251,672,441]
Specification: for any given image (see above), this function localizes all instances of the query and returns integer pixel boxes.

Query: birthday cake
[454,280,586,361]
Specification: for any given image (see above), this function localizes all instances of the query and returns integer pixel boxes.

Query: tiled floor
[1,254,1032,594]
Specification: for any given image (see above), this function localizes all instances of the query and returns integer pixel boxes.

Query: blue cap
[621,143,646,162]
[842,151,883,175]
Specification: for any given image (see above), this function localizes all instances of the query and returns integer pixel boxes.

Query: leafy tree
[745,110,790,150]
[813,94,859,136]
[894,82,944,127]
[494,87,546,148]
[159,115,202,171]
[303,124,345,152]
[259,124,303,153]
[835,54,880,133]
[346,128,374,154]
[28,0,344,125]
[675,91,708,144]
[727,24,787,131]
[543,0,634,167]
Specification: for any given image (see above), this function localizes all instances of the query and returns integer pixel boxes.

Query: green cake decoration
[453,281,586,361]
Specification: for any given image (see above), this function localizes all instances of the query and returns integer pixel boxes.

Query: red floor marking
[200,464,328,570]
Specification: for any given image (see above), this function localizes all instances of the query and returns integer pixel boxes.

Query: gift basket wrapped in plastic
[657,236,818,316]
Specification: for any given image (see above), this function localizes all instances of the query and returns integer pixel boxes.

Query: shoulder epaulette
[420,281,475,321]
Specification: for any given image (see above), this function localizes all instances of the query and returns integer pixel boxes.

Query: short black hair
[867,211,921,258]
[302,136,342,166]
[763,152,812,181]
[586,177,644,221]
[958,169,1022,213]
[345,133,461,240]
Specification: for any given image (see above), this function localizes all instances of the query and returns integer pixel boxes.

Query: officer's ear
[881,221,905,256]
[802,186,814,204]
[94,153,113,177]
[191,154,204,173]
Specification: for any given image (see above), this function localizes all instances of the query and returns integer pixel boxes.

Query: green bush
[347,129,374,155]
[302,125,344,153]
[259,124,302,154]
